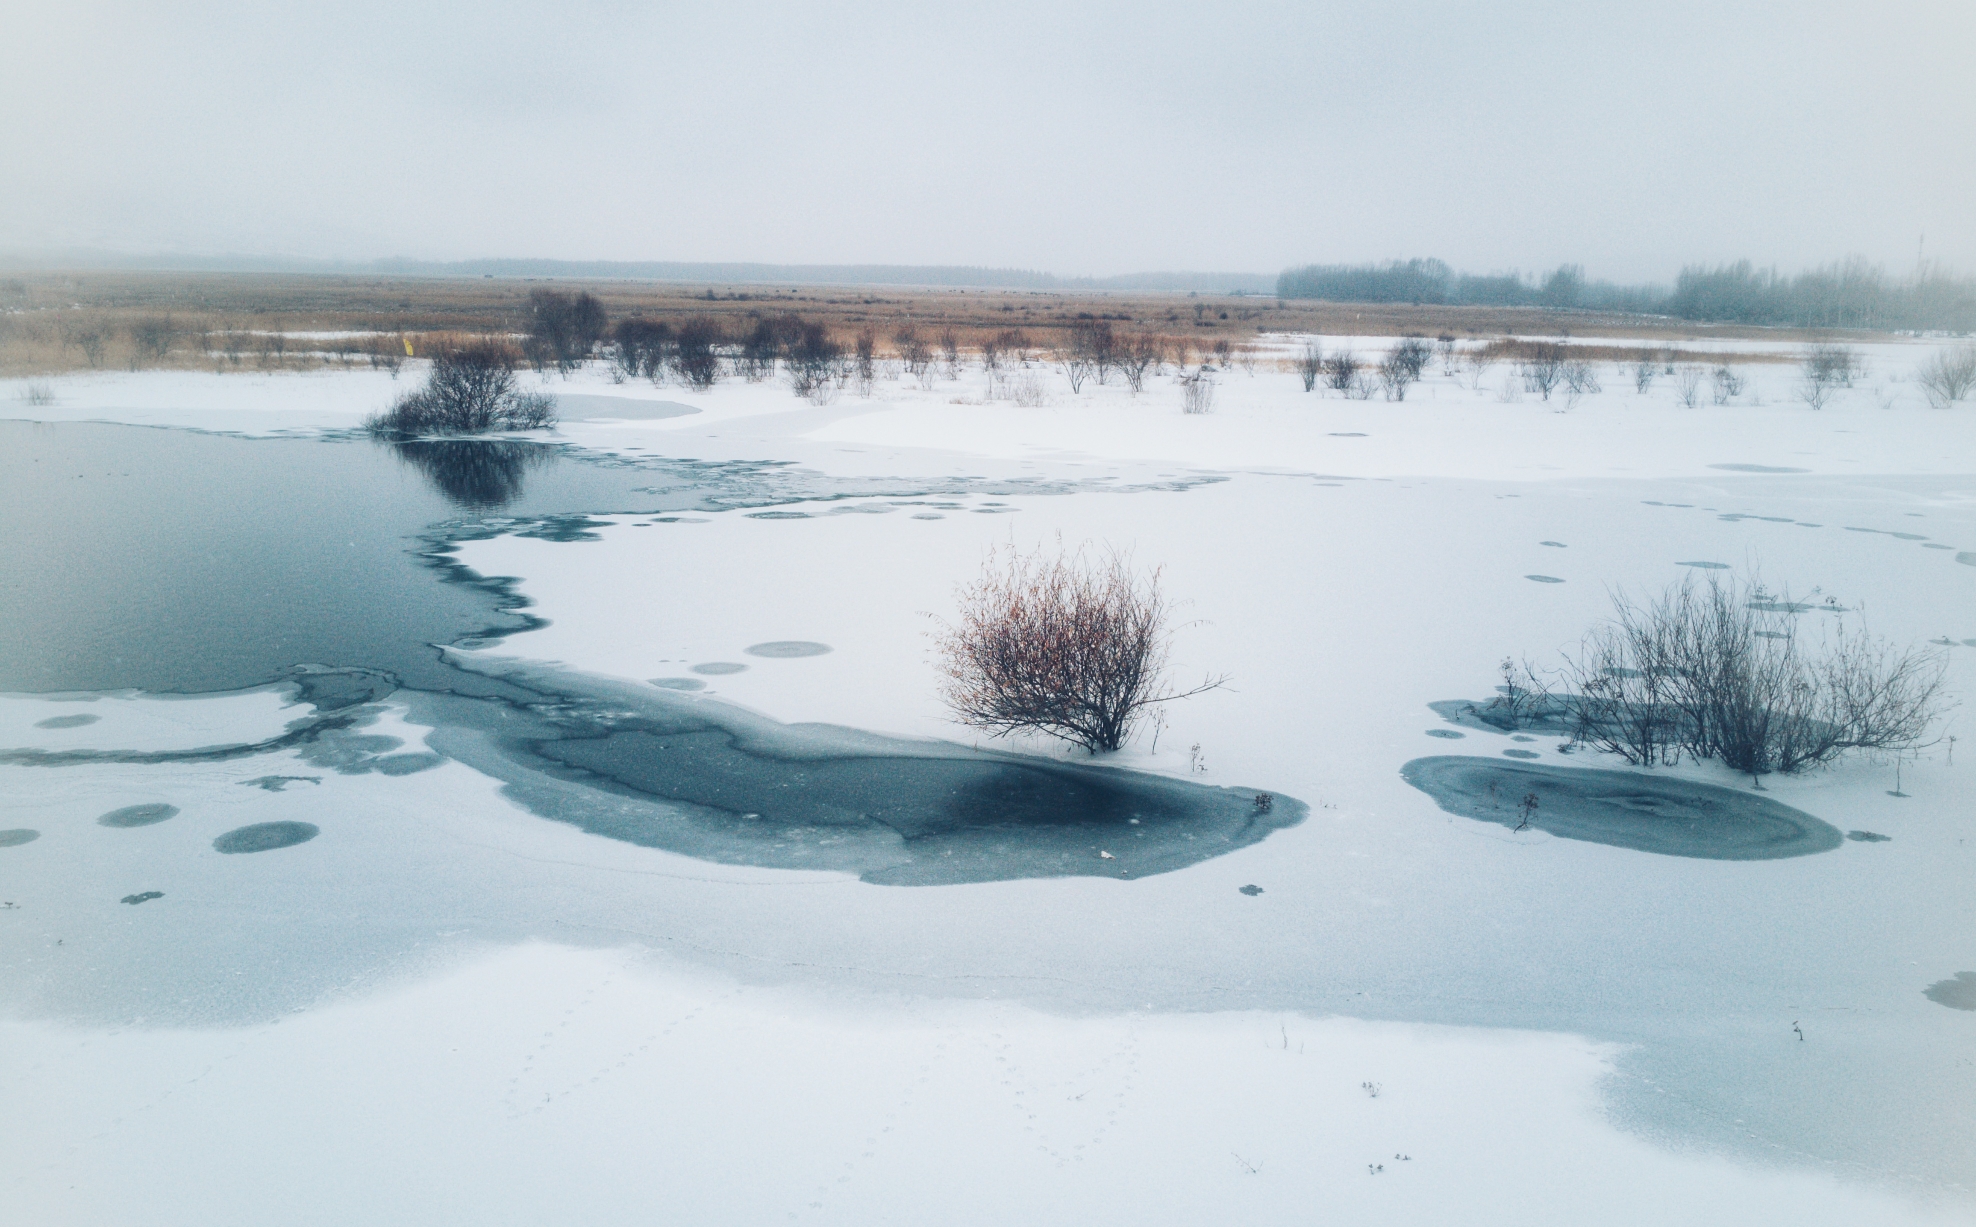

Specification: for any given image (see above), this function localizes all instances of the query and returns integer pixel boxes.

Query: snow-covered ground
[4,338,1974,1225]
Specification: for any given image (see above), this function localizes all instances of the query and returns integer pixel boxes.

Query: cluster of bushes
[523,290,608,374]
[1502,572,1949,780]
[365,342,556,436]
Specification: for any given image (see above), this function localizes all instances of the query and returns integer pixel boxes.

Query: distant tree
[1540,265,1584,310]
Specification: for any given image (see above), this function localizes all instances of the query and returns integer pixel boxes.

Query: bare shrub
[1437,333,1459,376]
[368,336,405,377]
[1466,347,1497,391]
[993,328,1030,365]
[1519,343,1566,400]
[1915,343,1976,409]
[1556,571,1949,779]
[1711,365,1745,403]
[19,380,55,406]
[1069,319,1118,385]
[1390,336,1432,382]
[1346,372,1379,400]
[1011,371,1050,407]
[980,331,1003,373]
[1378,350,1417,401]
[1296,341,1324,392]
[853,327,877,395]
[1180,366,1216,414]
[129,316,175,367]
[895,325,931,383]
[1324,349,1360,392]
[612,318,673,382]
[1803,343,1860,388]
[737,317,781,381]
[1796,375,1833,409]
[785,321,843,397]
[672,316,725,389]
[939,327,961,378]
[1563,359,1601,395]
[365,342,557,436]
[70,328,106,368]
[1631,352,1659,393]
[1059,349,1096,393]
[524,290,607,375]
[1116,334,1159,392]
[931,542,1225,753]
[1673,364,1706,408]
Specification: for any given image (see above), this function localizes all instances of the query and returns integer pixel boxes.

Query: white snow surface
[5,341,1975,1224]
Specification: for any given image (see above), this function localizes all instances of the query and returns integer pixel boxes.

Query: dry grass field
[0,270,1869,377]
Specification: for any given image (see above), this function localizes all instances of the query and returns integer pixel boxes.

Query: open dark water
[0,422,1300,883]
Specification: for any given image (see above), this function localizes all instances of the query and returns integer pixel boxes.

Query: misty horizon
[9,1,1972,282]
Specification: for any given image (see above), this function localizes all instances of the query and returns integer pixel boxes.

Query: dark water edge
[416,664,1303,885]
[1400,755,1843,860]
[0,422,1296,882]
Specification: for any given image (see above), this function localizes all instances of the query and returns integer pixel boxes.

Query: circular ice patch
[649,677,706,691]
[1677,561,1730,569]
[1923,972,1976,1010]
[0,829,40,847]
[911,513,944,520]
[1525,575,1565,584]
[1502,749,1541,759]
[213,821,320,854]
[1400,755,1843,860]
[745,641,832,658]
[98,803,180,828]
[690,662,748,676]
[1425,729,1465,739]
[374,752,444,776]
[34,713,100,729]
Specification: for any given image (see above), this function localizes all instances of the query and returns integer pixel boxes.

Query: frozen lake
[3,353,1973,1224]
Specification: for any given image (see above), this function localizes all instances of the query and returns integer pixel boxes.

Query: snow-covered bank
[3,942,1961,1227]
[8,333,1972,483]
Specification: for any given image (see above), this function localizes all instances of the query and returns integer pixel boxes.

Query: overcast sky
[8,0,1973,281]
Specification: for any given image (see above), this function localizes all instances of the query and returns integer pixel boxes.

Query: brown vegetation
[0,269,1875,378]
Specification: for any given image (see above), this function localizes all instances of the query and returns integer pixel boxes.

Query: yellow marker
[403,337,415,357]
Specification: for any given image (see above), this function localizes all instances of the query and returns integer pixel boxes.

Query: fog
[7,0,1972,280]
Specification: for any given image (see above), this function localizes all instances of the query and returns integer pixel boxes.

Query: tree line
[1277,256,1976,330]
